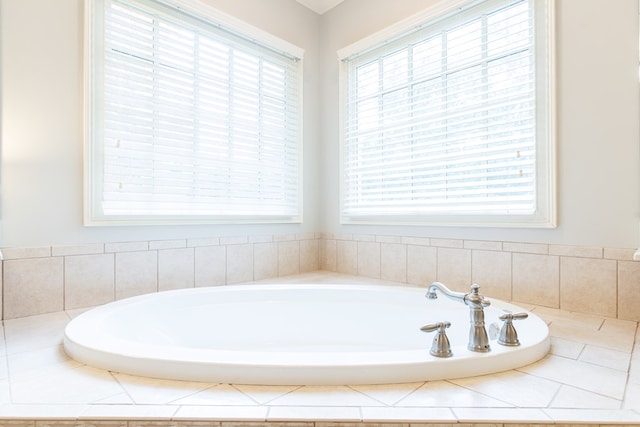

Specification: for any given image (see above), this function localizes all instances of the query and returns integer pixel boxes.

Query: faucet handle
[497,311,528,346]
[421,321,453,358]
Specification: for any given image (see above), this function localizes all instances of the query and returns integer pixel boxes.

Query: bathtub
[63,283,550,385]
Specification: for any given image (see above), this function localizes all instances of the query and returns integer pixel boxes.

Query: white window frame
[84,0,304,225]
[338,0,556,228]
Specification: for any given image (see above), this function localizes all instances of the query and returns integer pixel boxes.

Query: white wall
[0,0,321,247]
[1,0,639,250]
[320,0,640,249]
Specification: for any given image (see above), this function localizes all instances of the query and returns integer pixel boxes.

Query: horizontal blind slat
[98,0,301,219]
[342,0,536,217]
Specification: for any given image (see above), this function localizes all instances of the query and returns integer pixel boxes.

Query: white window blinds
[340,0,554,227]
[86,0,303,224]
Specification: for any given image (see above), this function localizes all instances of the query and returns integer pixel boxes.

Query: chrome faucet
[426,282,492,353]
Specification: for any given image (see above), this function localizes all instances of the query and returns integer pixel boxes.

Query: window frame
[84,0,304,226]
[338,0,556,228]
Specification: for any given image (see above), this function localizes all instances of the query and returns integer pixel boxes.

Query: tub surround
[1,233,639,322]
[63,283,550,384]
[0,272,637,426]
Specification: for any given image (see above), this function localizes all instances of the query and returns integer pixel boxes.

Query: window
[85,0,303,225]
[339,0,555,227]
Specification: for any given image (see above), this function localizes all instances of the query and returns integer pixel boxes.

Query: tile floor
[0,272,638,426]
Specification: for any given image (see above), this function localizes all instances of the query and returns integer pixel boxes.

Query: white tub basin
[63,283,550,385]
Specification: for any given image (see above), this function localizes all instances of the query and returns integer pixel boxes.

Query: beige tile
[195,245,226,286]
[115,251,157,300]
[623,381,640,410]
[579,345,631,371]
[80,404,177,419]
[549,244,603,258]
[0,356,7,381]
[630,356,640,385]
[407,244,436,286]
[518,354,627,399]
[105,241,148,253]
[10,365,124,404]
[320,239,337,271]
[549,337,584,359]
[300,239,319,273]
[267,405,361,422]
[349,382,423,406]
[471,250,511,301]
[361,406,455,422]
[395,380,512,407]
[64,253,115,310]
[531,305,605,329]
[376,235,402,244]
[227,244,254,284]
[452,407,551,423]
[450,370,560,407]
[512,253,559,308]
[357,241,381,279]
[381,243,406,283]
[233,384,301,404]
[464,240,502,251]
[599,318,638,352]
[617,261,640,321]
[604,247,637,260]
[4,312,70,355]
[0,404,84,419]
[431,238,463,248]
[267,385,381,406]
[150,239,187,250]
[551,384,621,409]
[436,247,471,290]
[172,383,259,405]
[336,240,357,275]
[278,240,300,276]
[1,246,51,260]
[0,379,10,405]
[549,321,634,354]
[4,257,64,318]
[274,233,297,242]
[52,243,104,256]
[543,408,640,423]
[354,234,376,242]
[173,405,268,421]
[401,236,430,246]
[113,373,212,405]
[254,242,278,281]
[158,248,195,291]
[251,234,275,243]
[560,257,616,317]
[220,236,249,245]
[503,241,548,254]
[7,344,82,381]
[187,237,220,247]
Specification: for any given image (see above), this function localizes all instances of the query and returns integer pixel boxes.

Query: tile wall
[0,233,320,320]
[319,233,640,322]
[1,231,639,322]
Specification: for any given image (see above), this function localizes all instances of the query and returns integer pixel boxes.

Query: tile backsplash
[319,233,640,322]
[1,233,320,319]
[1,232,639,322]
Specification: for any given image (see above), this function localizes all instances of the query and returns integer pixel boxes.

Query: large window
[339,0,555,227]
[85,0,303,225]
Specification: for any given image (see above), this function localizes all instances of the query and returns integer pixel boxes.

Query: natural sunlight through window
[85,0,303,225]
[339,0,555,227]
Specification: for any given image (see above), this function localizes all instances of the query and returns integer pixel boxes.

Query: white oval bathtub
[63,283,550,385]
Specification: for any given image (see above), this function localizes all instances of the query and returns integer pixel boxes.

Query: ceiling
[295,0,344,15]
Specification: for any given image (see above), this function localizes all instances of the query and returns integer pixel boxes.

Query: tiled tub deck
[0,273,637,426]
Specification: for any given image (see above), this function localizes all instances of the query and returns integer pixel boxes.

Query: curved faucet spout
[426,282,466,302]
